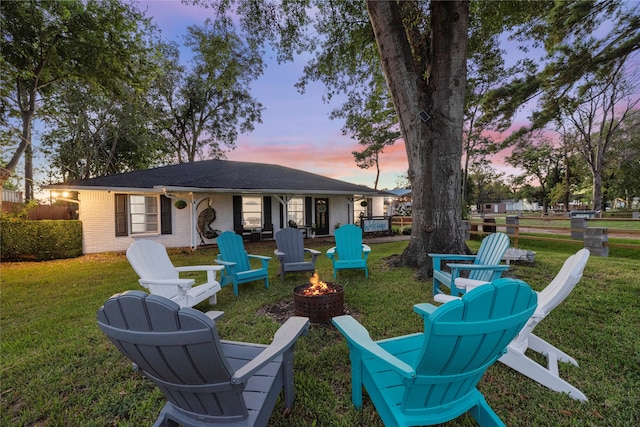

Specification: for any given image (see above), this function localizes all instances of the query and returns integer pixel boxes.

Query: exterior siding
[77,190,385,254]
[79,190,192,254]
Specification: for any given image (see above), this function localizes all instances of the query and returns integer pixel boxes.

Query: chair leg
[527,333,579,366]
[468,394,506,427]
[349,352,364,409]
[499,348,588,401]
[153,406,180,427]
[281,349,296,410]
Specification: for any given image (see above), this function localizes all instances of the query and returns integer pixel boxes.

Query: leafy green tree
[206,0,473,274]
[563,61,639,212]
[468,164,510,214]
[40,81,169,180]
[1,0,157,200]
[462,27,514,202]
[192,0,638,276]
[333,87,400,189]
[485,0,640,131]
[506,134,564,214]
[603,109,640,208]
[156,18,264,162]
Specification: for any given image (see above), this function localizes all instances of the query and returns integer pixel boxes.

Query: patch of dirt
[257,299,361,328]
[381,254,403,269]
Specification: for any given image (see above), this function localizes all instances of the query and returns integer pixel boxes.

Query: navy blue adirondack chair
[429,232,510,297]
[333,278,537,427]
[97,291,309,427]
[215,231,271,296]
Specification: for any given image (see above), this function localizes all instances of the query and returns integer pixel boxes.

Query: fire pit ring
[293,282,344,324]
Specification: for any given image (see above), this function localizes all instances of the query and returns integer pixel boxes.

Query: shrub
[1,219,83,261]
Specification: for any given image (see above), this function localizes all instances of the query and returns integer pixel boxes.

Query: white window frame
[287,197,305,226]
[242,196,263,229]
[129,195,159,234]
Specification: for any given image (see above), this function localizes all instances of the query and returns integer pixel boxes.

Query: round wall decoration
[197,207,218,239]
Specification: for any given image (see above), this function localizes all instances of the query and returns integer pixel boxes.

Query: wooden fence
[465,216,640,257]
[391,216,412,227]
[1,202,77,220]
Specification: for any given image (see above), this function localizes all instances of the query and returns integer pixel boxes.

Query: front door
[315,198,329,235]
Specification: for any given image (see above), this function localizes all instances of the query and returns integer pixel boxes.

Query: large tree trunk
[592,168,603,214]
[367,1,469,278]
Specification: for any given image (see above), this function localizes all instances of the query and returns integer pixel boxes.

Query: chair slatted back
[514,249,590,344]
[126,240,180,300]
[334,224,364,261]
[275,228,305,263]
[217,231,251,272]
[97,291,248,421]
[468,232,510,282]
[537,249,589,315]
[407,279,537,410]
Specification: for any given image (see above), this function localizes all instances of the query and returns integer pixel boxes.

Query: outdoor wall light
[419,110,431,122]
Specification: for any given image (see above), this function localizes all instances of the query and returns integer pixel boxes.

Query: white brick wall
[76,190,386,254]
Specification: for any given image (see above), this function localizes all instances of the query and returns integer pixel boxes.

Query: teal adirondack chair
[333,278,537,427]
[215,231,271,296]
[326,224,371,278]
[429,232,510,297]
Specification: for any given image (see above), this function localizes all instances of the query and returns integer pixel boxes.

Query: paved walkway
[363,235,411,244]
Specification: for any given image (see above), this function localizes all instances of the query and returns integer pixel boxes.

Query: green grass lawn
[2,239,639,426]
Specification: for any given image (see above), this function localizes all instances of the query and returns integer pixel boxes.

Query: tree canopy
[1,0,158,199]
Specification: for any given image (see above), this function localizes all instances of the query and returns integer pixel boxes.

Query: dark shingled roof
[49,159,384,195]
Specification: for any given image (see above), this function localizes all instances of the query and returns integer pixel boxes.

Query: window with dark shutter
[233,195,243,229]
[305,197,313,225]
[263,196,272,227]
[115,194,128,236]
[160,195,172,235]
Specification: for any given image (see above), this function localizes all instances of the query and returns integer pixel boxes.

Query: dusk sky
[137,1,528,190]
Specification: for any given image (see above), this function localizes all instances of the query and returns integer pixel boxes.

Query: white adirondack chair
[126,240,224,309]
[500,248,590,401]
[434,249,591,402]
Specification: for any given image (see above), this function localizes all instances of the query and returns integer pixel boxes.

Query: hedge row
[1,220,83,261]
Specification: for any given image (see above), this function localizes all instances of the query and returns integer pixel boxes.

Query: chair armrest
[305,248,321,263]
[433,294,459,304]
[248,254,271,269]
[175,265,225,282]
[214,259,236,267]
[205,311,225,321]
[413,303,438,317]
[274,250,286,263]
[174,265,225,273]
[362,245,371,260]
[446,263,509,271]
[326,247,336,260]
[428,254,477,272]
[448,263,509,279]
[231,317,309,384]
[428,254,477,261]
[138,278,194,291]
[332,315,415,379]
